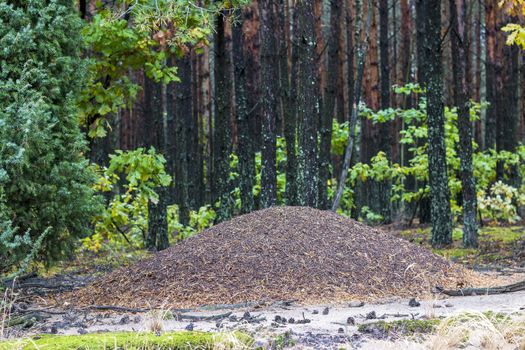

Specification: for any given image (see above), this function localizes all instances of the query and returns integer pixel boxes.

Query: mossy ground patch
[0,331,252,350]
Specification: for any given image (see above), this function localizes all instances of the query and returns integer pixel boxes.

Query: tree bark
[484,0,497,149]
[449,0,478,248]
[424,0,453,247]
[378,0,392,223]
[242,1,261,208]
[259,0,279,207]
[332,0,372,212]
[213,14,234,221]
[318,0,341,209]
[233,13,255,214]
[295,0,319,207]
[144,76,169,250]
[172,54,192,226]
[279,0,298,205]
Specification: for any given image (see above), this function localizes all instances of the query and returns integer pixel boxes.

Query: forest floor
[3,275,525,349]
[2,211,525,349]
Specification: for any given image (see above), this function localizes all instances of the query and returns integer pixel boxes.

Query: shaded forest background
[2,0,525,272]
[83,0,525,248]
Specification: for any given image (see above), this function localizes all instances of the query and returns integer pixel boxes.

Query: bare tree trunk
[295,0,319,207]
[424,0,453,247]
[318,0,341,209]
[233,11,255,214]
[332,0,372,212]
[259,0,279,207]
[213,14,234,221]
[449,0,478,248]
[144,76,169,250]
[279,0,298,205]
[485,0,497,149]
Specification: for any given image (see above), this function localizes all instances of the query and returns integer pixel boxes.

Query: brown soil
[69,206,484,309]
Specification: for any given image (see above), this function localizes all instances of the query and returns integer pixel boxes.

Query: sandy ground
[14,289,525,349]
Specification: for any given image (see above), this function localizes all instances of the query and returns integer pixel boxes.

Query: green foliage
[85,148,171,251]
[339,84,525,223]
[478,181,525,223]
[0,0,101,265]
[0,222,49,276]
[79,8,179,137]
[80,0,250,138]
[358,319,440,336]
[168,205,216,242]
[501,0,525,49]
[401,225,524,264]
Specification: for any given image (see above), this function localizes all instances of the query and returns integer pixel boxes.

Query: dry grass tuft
[429,311,525,350]
[0,278,17,339]
[363,311,525,350]
[211,332,253,350]
[143,306,172,335]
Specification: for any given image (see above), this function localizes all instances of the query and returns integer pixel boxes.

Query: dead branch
[436,280,525,296]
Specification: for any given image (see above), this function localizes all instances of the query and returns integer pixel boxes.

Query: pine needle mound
[72,207,479,308]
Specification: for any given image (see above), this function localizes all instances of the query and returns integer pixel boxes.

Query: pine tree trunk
[496,41,519,184]
[173,54,192,226]
[295,0,319,207]
[517,55,525,144]
[378,0,392,223]
[196,46,213,204]
[360,3,387,222]
[213,14,234,221]
[259,0,279,207]
[190,51,205,209]
[233,14,255,214]
[424,0,453,247]
[332,0,371,212]
[279,0,298,205]
[415,0,431,224]
[318,0,341,209]
[242,1,261,208]
[484,0,497,149]
[144,76,169,250]
[449,0,478,248]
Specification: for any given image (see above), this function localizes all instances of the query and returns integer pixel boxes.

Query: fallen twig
[172,311,232,322]
[85,305,149,313]
[436,280,525,296]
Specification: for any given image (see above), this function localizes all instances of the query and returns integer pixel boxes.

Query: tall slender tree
[294,0,319,207]
[378,0,392,222]
[332,0,372,211]
[259,0,279,207]
[171,54,192,226]
[318,0,342,209]
[485,0,497,149]
[278,0,298,205]
[213,14,234,221]
[424,0,453,247]
[449,0,478,248]
[144,76,169,250]
[233,13,255,214]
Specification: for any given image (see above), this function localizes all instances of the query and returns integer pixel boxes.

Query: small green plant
[84,148,171,251]
[358,319,440,337]
[360,206,384,225]
[478,181,525,224]
[271,331,296,349]
[168,204,216,242]
[0,221,49,277]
